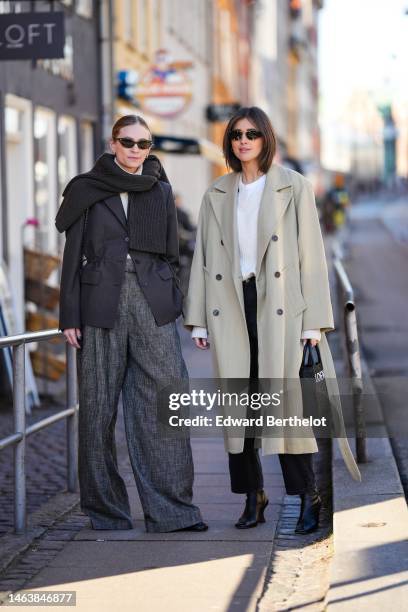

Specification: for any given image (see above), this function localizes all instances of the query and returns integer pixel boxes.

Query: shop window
[58,116,77,200]
[76,0,93,18]
[80,121,94,172]
[33,108,57,253]
[5,107,23,139]
[39,35,74,81]
[0,2,23,13]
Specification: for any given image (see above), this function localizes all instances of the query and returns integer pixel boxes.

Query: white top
[237,172,266,280]
[191,171,321,343]
[114,157,143,259]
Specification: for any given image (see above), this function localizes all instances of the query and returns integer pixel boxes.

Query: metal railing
[0,329,78,534]
[332,245,366,463]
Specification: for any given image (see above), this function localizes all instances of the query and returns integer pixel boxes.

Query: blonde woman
[56,115,206,533]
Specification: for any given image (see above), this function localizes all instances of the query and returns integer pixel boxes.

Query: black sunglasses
[116,137,153,150]
[230,129,263,141]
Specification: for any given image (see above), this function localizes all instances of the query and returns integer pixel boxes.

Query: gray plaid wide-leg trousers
[76,258,203,532]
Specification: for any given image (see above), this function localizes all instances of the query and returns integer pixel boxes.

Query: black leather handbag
[299,341,325,383]
[299,340,332,434]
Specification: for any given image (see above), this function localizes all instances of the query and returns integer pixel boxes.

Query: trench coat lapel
[208,165,293,312]
[256,164,293,276]
[104,194,127,229]
[208,173,245,317]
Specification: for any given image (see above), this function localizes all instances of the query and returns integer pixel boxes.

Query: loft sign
[0,12,65,60]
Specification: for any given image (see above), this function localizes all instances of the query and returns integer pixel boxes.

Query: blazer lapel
[104,194,127,229]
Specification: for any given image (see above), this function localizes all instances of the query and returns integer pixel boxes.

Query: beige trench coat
[184,163,361,481]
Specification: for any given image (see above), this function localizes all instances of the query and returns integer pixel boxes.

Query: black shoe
[235,490,269,529]
[295,490,321,534]
[174,521,209,532]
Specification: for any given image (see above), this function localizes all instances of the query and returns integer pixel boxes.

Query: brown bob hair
[111,114,151,140]
[222,106,276,173]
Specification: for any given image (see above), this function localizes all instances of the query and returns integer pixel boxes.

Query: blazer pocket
[80,268,102,285]
[285,266,307,316]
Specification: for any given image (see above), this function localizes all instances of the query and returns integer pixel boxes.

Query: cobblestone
[0,509,87,603]
[258,437,333,612]
[0,399,124,600]
[0,401,68,536]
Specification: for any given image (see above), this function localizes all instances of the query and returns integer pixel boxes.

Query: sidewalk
[21,449,284,611]
[2,224,407,610]
[0,325,288,611]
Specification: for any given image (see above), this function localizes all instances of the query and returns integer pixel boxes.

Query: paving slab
[74,518,278,542]
[23,541,272,612]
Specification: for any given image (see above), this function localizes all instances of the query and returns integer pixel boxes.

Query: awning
[153,134,225,166]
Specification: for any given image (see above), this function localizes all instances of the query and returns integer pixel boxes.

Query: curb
[258,438,333,611]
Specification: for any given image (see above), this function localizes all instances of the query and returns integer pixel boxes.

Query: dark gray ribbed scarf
[55,153,169,253]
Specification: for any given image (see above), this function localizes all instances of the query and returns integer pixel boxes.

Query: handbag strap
[162,255,185,319]
[80,208,89,266]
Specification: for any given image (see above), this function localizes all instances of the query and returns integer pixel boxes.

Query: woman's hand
[193,337,210,350]
[302,338,319,347]
[63,328,82,349]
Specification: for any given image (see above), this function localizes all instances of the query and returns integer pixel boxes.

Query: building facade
[0,0,326,353]
[113,0,216,221]
[0,0,101,333]
[112,0,254,220]
[250,0,323,179]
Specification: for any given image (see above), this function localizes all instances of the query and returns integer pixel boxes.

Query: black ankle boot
[235,490,269,529]
[295,490,321,534]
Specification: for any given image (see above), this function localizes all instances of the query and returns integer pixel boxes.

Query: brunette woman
[184,107,360,533]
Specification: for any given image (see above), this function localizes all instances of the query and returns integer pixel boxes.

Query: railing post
[333,253,367,464]
[13,343,26,534]
[66,343,78,492]
[345,305,367,463]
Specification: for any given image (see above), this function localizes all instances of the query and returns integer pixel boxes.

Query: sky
[318,0,408,119]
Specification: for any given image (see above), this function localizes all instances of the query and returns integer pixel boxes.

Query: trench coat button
[274,271,281,278]
[220,239,224,245]
[213,309,220,316]
[216,274,222,280]
[277,308,283,315]
[272,234,278,241]
[124,237,129,242]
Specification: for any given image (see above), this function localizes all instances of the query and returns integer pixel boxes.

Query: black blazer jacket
[58,181,183,330]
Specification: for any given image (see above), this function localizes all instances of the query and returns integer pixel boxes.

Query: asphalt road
[342,193,408,497]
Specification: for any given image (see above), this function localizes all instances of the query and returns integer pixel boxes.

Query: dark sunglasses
[230,129,263,141]
[116,137,153,150]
